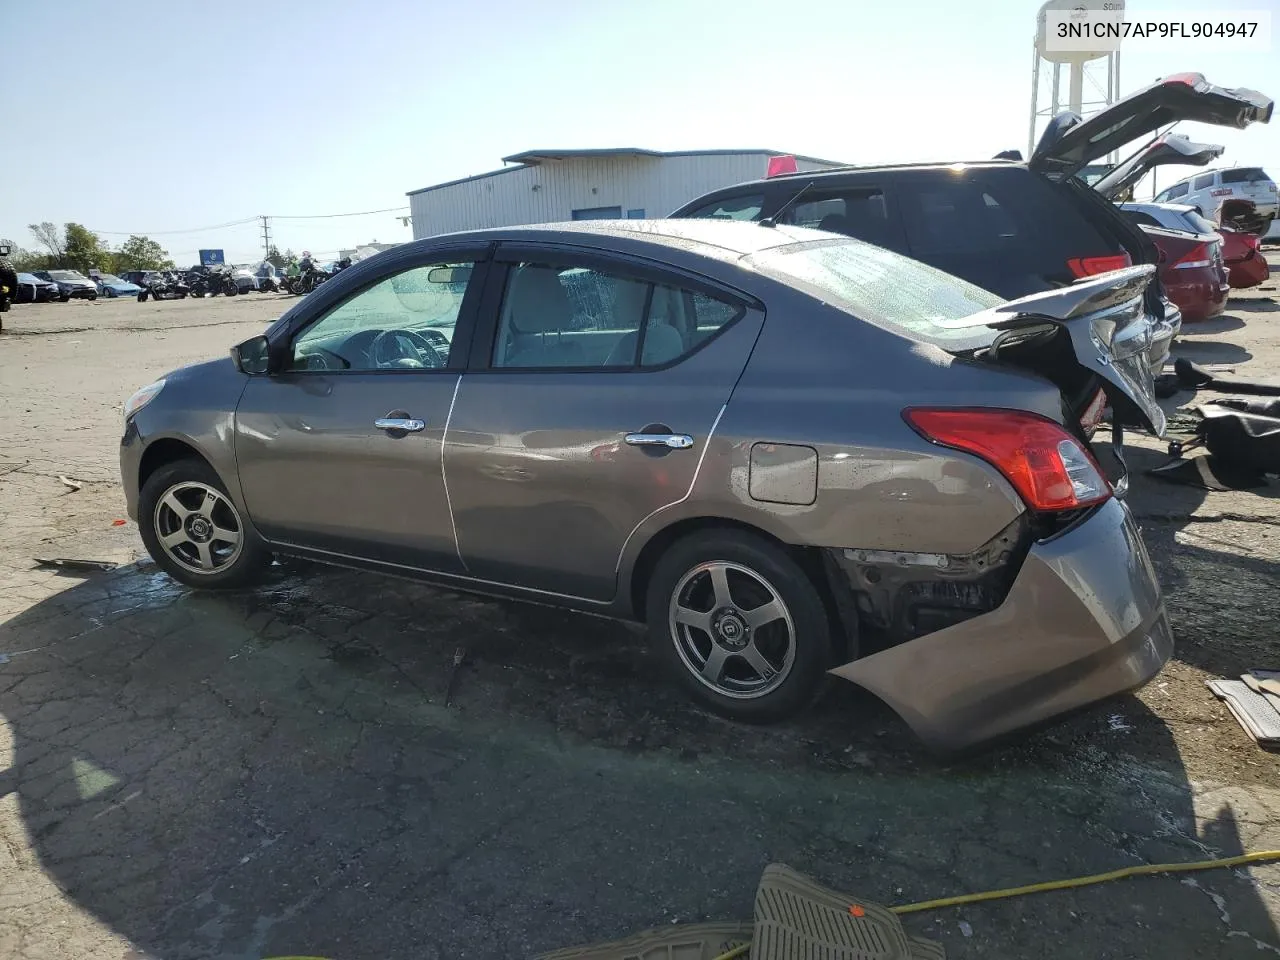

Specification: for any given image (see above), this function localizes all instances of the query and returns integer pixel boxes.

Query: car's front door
[234,249,489,572]
[444,245,764,601]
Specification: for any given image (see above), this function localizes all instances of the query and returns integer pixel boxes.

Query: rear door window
[779,186,906,252]
[491,262,742,369]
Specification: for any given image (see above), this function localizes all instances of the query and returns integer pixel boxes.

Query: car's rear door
[233,245,490,572]
[1093,135,1224,200]
[1031,73,1272,179]
[443,243,763,601]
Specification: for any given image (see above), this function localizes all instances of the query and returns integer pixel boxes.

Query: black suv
[672,73,1273,378]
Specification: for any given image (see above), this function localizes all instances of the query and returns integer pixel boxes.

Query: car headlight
[123,379,166,420]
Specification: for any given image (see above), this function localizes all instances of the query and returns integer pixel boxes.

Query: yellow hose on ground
[263,851,1280,960]
[709,849,1280,960]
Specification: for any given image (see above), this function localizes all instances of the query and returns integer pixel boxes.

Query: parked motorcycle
[136,271,190,302]
[186,267,238,297]
[283,263,329,295]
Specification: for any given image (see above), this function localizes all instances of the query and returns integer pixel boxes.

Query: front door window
[291,263,475,372]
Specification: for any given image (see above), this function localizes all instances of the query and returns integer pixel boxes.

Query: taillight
[904,408,1112,512]
[1066,252,1132,278]
[1171,242,1212,269]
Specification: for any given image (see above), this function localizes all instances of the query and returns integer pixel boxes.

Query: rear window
[1220,167,1270,184]
[1179,211,1218,234]
[745,238,1003,347]
[1121,210,1162,229]
[900,168,1117,264]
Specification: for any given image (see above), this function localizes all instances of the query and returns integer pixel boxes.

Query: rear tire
[645,530,833,723]
[138,458,270,590]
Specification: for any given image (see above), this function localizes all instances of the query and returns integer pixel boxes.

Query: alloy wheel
[152,481,245,575]
[669,561,796,699]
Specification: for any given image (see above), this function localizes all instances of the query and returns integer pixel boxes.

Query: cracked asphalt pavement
[2,269,1280,959]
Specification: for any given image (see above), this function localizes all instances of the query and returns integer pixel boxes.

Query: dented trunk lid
[939,265,1165,436]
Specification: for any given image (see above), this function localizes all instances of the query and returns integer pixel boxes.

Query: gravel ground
[1,269,1279,960]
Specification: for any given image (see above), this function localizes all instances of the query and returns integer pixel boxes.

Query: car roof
[694,161,1024,196]
[426,218,841,260]
[1164,165,1276,189]
[763,159,1019,181]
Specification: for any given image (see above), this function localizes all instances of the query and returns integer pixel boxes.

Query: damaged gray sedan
[119,220,1172,749]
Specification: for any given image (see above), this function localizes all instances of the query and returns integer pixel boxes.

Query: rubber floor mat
[534,921,754,960]
[752,863,942,960]
[1207,679,1280,744]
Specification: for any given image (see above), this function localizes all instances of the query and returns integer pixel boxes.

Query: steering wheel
[370,329,445,369]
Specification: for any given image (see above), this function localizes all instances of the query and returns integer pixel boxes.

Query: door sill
[268,539,622,617]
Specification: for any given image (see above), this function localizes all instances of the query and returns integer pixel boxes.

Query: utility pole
[260,215,272,261]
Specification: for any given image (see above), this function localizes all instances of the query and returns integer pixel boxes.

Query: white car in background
[1154,166,1278,229]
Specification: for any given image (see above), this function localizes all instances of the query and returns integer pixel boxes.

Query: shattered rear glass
[745,239,1005,347]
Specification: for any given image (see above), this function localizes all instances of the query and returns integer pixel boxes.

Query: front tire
[138,458,270,589]
[645,530,833,723]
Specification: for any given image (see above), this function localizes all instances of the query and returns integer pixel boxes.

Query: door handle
[374,417,426,432]
[625,432,694,449]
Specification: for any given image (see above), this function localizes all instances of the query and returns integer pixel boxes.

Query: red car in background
[1118,203,1232,321]
[1142,225,1230,322]
[1220,225,1271,288]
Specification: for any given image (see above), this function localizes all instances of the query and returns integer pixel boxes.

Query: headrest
[509,266,572,333]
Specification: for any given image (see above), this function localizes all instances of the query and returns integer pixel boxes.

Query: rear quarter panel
[622,285,1066,564]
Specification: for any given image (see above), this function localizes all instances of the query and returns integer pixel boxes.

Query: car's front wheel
[138,458,270,589]
[645,529,833,723]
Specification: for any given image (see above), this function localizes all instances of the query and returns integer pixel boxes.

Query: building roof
[406,147,844,197]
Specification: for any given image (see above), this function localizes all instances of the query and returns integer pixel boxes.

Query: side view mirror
[231,335,272,375]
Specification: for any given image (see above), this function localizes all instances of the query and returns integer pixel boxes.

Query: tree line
[6,222,176,275]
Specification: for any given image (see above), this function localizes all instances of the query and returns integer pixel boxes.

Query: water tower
[1028,0,1124,158]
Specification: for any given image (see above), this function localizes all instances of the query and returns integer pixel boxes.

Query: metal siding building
[406,149,845,239]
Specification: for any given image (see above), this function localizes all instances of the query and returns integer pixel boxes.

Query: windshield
[744,238,1004,347]
[97,274,126,284]
[1220,167,1270,184]
[48,270,87,282]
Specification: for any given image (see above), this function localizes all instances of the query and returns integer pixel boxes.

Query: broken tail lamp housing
[905,408,1111,512]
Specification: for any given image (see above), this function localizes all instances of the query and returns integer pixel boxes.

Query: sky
[3,0,1277,266]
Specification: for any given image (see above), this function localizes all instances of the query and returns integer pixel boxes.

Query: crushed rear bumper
[831,497,1172,750]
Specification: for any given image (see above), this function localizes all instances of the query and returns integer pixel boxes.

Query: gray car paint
[833,497,1172,750]
[121,220,1169,747]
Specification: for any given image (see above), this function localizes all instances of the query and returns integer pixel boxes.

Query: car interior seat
[502,266,583,367]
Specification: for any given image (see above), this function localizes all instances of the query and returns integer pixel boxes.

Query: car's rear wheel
[645,530,832,723]
[138,458,270,589]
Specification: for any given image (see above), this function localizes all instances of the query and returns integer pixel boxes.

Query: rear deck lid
[938,265,1166,435]
[1093,134,1224,200]
[1030,73,1273,180]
